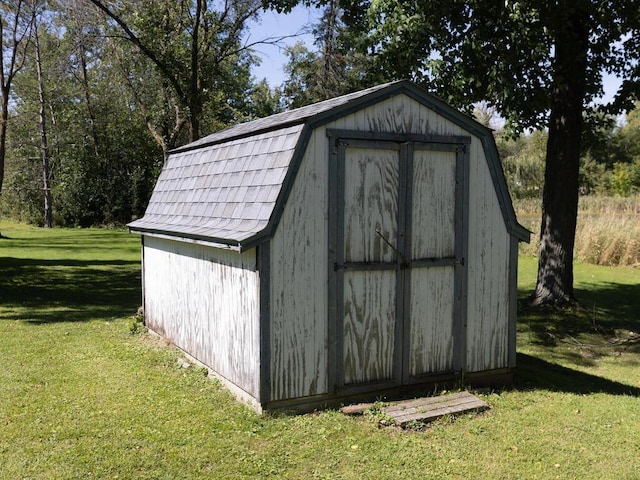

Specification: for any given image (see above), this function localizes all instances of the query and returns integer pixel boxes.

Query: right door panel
[407,148,458,378]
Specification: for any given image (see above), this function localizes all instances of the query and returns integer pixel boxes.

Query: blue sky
[246,5,320,87]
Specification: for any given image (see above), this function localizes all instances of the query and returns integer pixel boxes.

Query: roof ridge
[172,80,405,154]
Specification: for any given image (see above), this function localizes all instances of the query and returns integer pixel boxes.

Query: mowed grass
[1,220,640,479]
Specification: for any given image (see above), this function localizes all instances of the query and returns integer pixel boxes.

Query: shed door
[330,136,468,391]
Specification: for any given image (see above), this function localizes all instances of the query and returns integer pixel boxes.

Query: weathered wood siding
[143,236,261,397]
[465,139,511,372]
[343,270,397,384]
[342,146,399,384]
[409,267,455,375]
[411,149,456,259]
[270,132,330,401]
[334,96,512,374]
[343,147,399,263]
[408,148,457,376]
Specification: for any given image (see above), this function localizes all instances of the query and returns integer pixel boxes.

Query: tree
[361,0,640,305]
[33,22,52,227]
[4,4,165,227]
[85,0,266,149]
[497,130,547,199]
[0,0,36,217]
[280,0,380,108]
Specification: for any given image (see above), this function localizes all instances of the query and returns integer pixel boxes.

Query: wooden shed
[128,81,529,412]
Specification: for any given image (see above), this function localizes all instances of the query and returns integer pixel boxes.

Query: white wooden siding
[337,97,466,138]
[408,148,457,376]
[411,149,456,259]
[269,93,514,403]
[344,147,399,263]
[334,96,512,374]
[465,138,511,372]
[143,237,261,397]
[270,133,329,401]
[342,146,400,384]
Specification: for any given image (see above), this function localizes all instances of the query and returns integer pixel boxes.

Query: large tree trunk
[531,5,589,306]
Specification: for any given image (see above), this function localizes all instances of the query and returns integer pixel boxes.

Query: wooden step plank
[387,398,487,423]
[387,396,487,418]
[382,392,489,427]
[390,399,488,425]
[384,391,473,413]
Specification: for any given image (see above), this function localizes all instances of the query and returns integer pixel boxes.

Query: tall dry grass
[515,195,640,267]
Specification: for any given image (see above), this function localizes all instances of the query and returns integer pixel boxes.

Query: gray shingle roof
[128,124,303,246]
[173,81,400,154]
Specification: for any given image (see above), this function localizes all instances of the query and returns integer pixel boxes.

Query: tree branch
[84,0,187,103]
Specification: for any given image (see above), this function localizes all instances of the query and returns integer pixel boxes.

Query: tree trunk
[35,27,53,228]
[188,0,203,143]
[0,95,7,194]
[79,39,100,159]
[531,5,589,306]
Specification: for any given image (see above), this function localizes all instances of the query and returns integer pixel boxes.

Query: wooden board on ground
[382,391,489,426]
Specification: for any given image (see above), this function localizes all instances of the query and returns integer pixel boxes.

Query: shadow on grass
[515,352,640,396]
[0,257,140,323]
[515,279,640,397]
[518,280,640,346]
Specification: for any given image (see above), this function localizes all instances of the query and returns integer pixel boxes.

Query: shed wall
[269,93,514,403]
[270,131,330,401]
[465,139,512,372]
[143,236,261,398]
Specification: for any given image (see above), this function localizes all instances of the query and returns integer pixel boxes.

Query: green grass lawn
[1,220,639,479]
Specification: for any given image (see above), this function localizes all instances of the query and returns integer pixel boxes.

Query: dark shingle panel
[129,124,304,245]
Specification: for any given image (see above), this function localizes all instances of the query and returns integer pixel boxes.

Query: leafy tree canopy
[366,0,639,135]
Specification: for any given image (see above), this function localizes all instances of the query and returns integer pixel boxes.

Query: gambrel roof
[128,81,529,250]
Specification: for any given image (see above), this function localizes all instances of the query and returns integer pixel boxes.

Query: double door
[329,132,468,392]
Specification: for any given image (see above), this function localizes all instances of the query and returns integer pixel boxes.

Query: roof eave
[128,226,243,251]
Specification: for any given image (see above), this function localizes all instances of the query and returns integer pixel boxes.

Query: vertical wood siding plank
[465,139,511,372]
[343,148,399,263]
[409,267,455,375]
[269,131,329,401]
[411,149,457,259]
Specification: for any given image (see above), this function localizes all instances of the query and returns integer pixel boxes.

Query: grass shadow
[515,352,640,396]
[518,280,640,348]
[0,257,140,323]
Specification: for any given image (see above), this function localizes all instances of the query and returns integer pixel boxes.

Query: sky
[245,7,623,106]
[245,5,321,88]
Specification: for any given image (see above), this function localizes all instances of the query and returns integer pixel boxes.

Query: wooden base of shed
[148,327,512,414]
[263,370,512,414]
